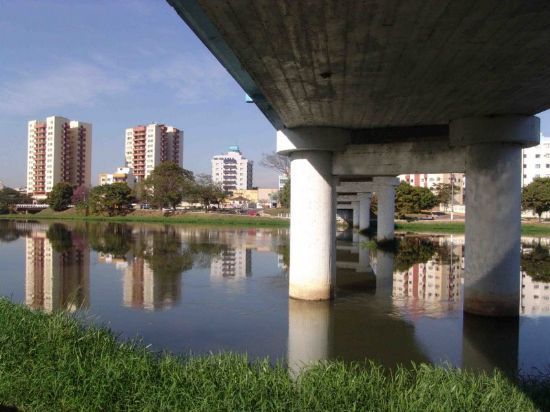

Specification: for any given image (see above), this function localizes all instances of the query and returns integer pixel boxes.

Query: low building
[278,174,289,190]
[98,167,135,189]
[398,173,465,205]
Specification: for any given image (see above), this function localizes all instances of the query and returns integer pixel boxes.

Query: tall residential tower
[124,124,183,181]
[211,146,253,193]
[27,116,92,199]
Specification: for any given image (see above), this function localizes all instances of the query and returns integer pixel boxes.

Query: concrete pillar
[358,192,371,231]
[374,250,394,294]
[351,201,359,228]
[374,177,399,242]
[287,299,330,377]
[450,115,539,316]
[289,150,335,300]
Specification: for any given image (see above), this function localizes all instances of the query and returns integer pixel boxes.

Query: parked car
[247,209,259,216]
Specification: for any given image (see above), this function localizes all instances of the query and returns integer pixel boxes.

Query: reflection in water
[25,225,89,312]
[287,299,330,376]
[1,221,549,380]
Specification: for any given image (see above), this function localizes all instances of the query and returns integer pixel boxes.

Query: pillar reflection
[287,299,331,377]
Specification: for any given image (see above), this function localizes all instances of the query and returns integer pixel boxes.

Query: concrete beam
[336,182,374,193]
[333,140,466,176]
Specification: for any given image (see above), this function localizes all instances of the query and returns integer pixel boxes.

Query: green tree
[190,174,226,210]
[89,183,133,216]
[431,182,460,210]
[47,182,73,211]
[0,187,32,214]
[522,177,550,222]
[395,182,437,216]
[145,162,194,210]
[418,186,438,211]
[279,179,290,208]
[132,180,150,205]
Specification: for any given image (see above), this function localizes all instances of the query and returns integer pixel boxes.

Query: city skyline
[0,1,278,189]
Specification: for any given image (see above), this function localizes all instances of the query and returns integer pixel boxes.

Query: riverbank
[0,209,289,228]
[0,300,547,411]
[396,221,550,235]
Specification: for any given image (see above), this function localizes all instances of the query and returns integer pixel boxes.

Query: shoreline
[0,211,290,228]
[0,299,546,411]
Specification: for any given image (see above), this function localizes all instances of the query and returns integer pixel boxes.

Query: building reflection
[25,229,89,312]
[211,248,252,279]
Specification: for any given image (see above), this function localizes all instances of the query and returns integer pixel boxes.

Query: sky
[1,0,550,189]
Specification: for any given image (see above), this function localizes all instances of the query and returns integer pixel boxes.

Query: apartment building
[98,166,135,189]
[27,116,92,199]
[522,134,550,187]
[211,146,253,193]
[124,123,183,181]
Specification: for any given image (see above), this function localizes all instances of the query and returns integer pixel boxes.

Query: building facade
[124,124,183,181]
[98,167,135,189]
[522,134,550,187]
[211,146,253,193]
[27,116,92,199]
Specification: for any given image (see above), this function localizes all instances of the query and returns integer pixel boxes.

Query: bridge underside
[168,0,550,316]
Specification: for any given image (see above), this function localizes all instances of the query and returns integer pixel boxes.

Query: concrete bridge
[168,0,550,316]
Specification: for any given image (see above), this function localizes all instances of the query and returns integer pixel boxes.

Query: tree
[395,182,437,216]
[132,180,150,205]
[47,182,73,211]
[260,152,290,177]
[0,187,32,214]
[418,186,438,211]
[190,174,226,210]
[89,183,133,216]
[71,185,89,205]
[522,177,550,222]
[279,179,290,208]
[431,182,459,210]
[145,162,194,210]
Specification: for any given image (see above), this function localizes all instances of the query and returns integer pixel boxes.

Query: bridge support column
[352,201,359,228]
[358,193,371,231]
[450,116,539,316]
[374,177,399,241]
[289,150,335,300]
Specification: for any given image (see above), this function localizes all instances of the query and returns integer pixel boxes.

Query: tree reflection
[522,241,550,282]
[87,223,132,258]
[0,221,25,243]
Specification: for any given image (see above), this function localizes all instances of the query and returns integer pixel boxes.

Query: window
[536,164,541,169]
[523,154,527,158]
[536,154,541,158]
[523,164,527,168]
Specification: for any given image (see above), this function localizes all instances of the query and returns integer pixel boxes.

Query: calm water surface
[0,220,549,379]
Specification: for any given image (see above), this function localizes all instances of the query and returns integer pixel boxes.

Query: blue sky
[1,0,550,188]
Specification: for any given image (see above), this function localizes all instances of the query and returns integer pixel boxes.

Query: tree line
[45,162,226,216]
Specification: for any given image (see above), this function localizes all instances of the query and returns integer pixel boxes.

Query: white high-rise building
[211,146,253,193]
[124,124,183,181]
[98,167,135,189]
[27,116,92,199]
[522,134,550,187]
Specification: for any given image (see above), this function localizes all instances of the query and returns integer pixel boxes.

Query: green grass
[397,221,550,235]
[0,299,547,411]
[0,211,289,228]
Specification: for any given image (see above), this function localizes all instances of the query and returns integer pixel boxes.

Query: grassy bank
[396,221,550,235]
[0,300,547,411]
[0,209,289,228]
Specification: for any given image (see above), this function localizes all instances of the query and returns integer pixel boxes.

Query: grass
[396,221,550,235]
[0,299,548,411]
[0,209,289,228]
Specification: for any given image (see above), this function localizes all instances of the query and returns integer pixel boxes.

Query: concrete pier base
[358,193,371,231]
[374,177,399,241]
[289,150,335,300]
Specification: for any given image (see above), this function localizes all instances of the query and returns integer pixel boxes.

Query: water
[0,220,549,379]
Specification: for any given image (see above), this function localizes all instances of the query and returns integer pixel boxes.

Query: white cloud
[145,53,239,103]
[0,62,128,115]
